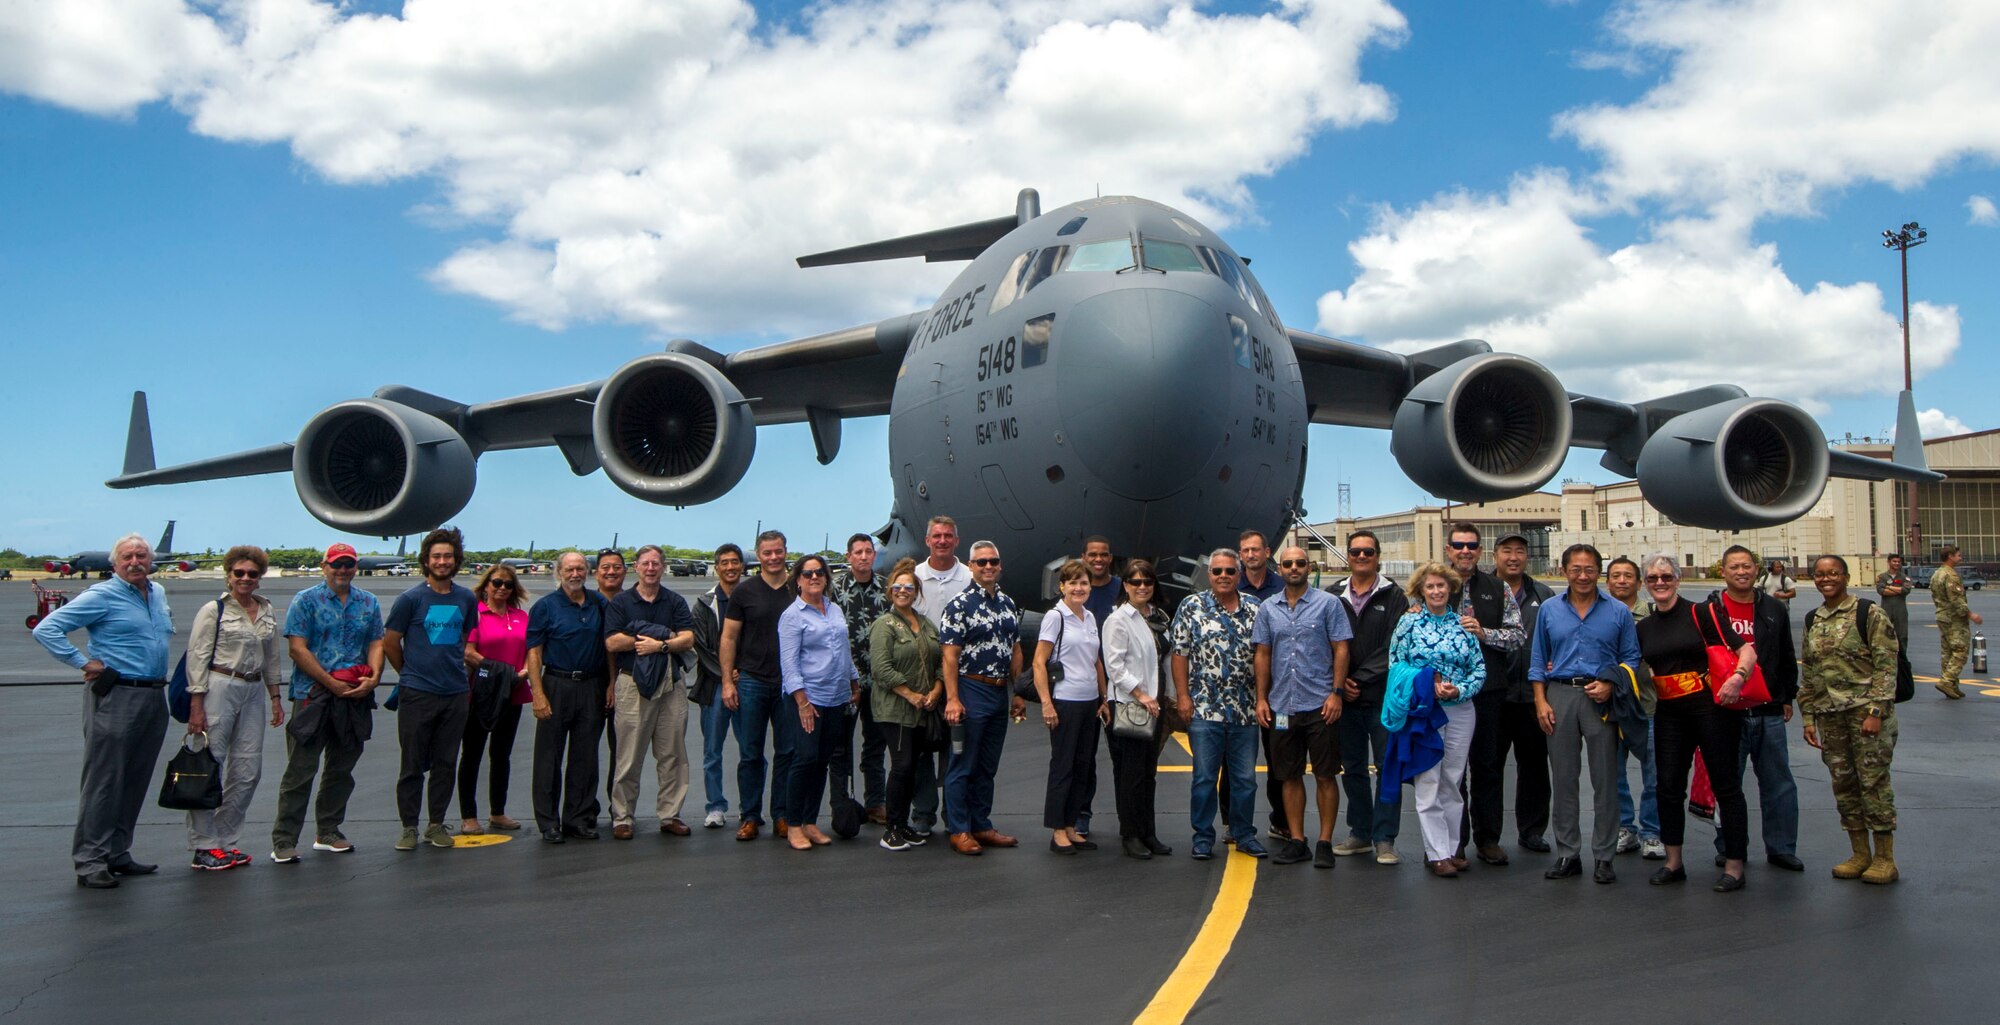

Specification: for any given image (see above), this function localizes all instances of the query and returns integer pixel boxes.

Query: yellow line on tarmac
[1133,848,1259,1025]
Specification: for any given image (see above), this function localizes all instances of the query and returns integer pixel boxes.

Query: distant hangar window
[1141,238,1205,272]
[1064,237,1137,273]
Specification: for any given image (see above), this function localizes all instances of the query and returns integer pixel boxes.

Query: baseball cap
[1495,532,1530,548]
[324,543,359,564]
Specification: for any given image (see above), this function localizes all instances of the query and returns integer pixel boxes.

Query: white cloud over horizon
[1971,195,1999,226]
[1918,408,1975,439]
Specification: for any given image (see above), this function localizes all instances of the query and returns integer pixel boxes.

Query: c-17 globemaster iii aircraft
[109,190,1938,601]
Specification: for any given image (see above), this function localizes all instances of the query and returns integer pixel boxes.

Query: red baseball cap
[324,543,359,564]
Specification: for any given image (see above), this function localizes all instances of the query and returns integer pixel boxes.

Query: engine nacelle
[1390,353,1573,501]
[1636,398,1829,529]
[593,352,756,506]
[293,399,477,536]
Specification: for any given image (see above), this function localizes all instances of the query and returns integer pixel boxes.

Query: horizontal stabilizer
[1826,448,1942,484]
[797,214,1021,268]
[107,444,295,489]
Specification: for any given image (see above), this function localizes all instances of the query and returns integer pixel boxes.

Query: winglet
[123,392,156,476]
[1892,389,1928,470]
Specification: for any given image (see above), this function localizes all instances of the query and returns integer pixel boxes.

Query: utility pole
[1882,221,1928,556]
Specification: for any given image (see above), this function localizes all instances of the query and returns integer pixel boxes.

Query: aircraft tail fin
[396,535,407,557]
[157,521,175,556]
[123,392,156,476]
[1892,389,1927,469]
[796,189,1040,267]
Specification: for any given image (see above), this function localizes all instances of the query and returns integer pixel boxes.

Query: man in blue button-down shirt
[1529,543,1641,883]
[33,533,175,889]
[1252,546,1353,867]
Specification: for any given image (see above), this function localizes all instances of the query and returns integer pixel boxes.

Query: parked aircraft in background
[499,544,548,573]
[45,521,195,577]
[354,535,413,575]
[108,190,1939,602]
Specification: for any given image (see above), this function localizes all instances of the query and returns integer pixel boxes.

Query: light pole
[1882,221,1928,554]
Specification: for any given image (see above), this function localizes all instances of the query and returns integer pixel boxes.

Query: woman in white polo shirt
[1033,559,1108,854]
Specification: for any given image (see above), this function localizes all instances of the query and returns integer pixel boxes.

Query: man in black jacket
[1326,531,1408,865]
[1471,533,1554,862]
[690,544,743,829]
[1442,524,1537,866]
[1710,545,1804,871]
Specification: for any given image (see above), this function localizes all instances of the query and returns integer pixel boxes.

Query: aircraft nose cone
[1056,288,1230,500]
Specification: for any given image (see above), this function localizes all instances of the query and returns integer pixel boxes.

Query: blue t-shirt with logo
[385,583,478,695]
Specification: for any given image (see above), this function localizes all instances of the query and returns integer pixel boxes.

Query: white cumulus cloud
[1918,408,1974,438]
[1970,195,1999,226]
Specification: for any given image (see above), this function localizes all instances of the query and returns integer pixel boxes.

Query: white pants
[186,678,268,850]
[1414,702,1475,861]
[610,671,690,827]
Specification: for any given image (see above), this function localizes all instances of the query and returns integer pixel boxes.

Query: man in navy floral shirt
[938,540,1027,855]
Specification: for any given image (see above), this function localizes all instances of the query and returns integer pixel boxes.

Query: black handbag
[916,707,950,753]
[157,733,223,811]
[1015,610,1066,703]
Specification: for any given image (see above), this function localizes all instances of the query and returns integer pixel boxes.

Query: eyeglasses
[230,569,263,579]
[799,568,828,579]
[1208,567,1238,576]
[1643,574,1675,584]
[1126,578,1156,588]
[490,580,515,589]
[970,558,1000,567]
[888,584,916,594]
[1347,547,1377,557]
[328,560,357,570]
[1447,541,1480,551]
[1279,559,1311,569]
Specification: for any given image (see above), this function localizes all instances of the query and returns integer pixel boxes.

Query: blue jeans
[1337,705,1399,844]
[943,681,1009,834]
[1616,718,1660,840]
[732,676,793,825]
[1716,713,1798,857]
[699,693,734,816]
[1189,718,1258,846]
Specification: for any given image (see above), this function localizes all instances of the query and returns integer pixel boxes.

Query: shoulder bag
[157,732,223,810]
[1699,601,1771,710]
[1014,609,1065,703]
[1110,698,1156,740]
[167,597,228,724]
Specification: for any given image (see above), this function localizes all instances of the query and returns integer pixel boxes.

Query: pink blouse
[470,605,531,703]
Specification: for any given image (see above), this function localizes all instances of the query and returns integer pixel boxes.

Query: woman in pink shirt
[461,565,531,834]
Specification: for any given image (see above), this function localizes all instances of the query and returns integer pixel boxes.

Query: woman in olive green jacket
[868,558,943,851]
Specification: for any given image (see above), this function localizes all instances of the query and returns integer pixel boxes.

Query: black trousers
[1107,715,1161,840]
[532,675,606,832]
[459,700,523,818]
[1655,696,1748,858]
[1466,692,1551,847]
[396,689,468,828]
[1043,699,1102,830]
[883,722,921,829]
[828,695,888,809]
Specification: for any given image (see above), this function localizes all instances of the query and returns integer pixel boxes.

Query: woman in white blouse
[1033,559,1108,854]
[185,545,286,871]
[1102,559,1173,860]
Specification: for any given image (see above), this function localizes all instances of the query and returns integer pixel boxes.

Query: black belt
[119,677,167,688]
[1742,705,1783,718]
[543,667,604,681]
[1551,677,1598,688]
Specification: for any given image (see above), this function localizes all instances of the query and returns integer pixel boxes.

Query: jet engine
[1636,398,1829,530]
[592,352,756,506]
[1390,353,1573,501]
[293,399,477,536]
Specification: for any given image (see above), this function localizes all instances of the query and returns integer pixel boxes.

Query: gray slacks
[1546,683,1619,862]
[75,684,169,875]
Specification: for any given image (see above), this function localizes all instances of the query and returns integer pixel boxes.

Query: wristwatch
[1865,705,1884,719]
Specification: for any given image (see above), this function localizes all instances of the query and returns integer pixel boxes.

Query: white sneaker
[1331,836,1372,857]
[1641,837,1666,860]
[703,811,726,829]
[1616,827,1640,854]
[1374,842,1401,865]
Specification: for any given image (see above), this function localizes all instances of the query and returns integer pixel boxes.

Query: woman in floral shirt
[1389,561,1486,877]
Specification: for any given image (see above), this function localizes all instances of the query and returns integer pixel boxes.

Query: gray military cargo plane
[44,520,196,577]
[108,190,1938,601]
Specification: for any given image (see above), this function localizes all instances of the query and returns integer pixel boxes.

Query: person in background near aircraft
[1074,535,1120,838]
[1391,561,1486,878]
[868,559,942,852]
[829,533,890,826]
[939,540,1027,856]
[1253,545,1354,869]
[1104,559,1171,859]
[33,532,174,889]
[777,553,859,851]
[526,551,608,843]
[722,530,799,841]
[691,543,744,829]
[1172,547,1267,861]
[459,564,530,835]
[908,516,971,838]
[1441,523,1526,868]
[1604,556,1663,861]
[1800,555,1902,885]
[1932,545,1981,700]
[1327,530,1408,866]
[1034,560,1107,856]
[384,527,480,852]
[594,548,627,803]
[272,543,383,863]
[1757,559,1798,608]
[1874,552,1913,678]
[183,545,285,871]
[1712,544,1804,873]
[1229,529,1285,842]
[1530,543,1639,884]
[604,546,697,840]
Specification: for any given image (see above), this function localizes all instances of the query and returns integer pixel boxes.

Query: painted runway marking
[1132,847,1259,1025]
[451,834,511,848]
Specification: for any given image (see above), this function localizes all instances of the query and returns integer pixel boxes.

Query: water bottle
[1974,632,1987,675]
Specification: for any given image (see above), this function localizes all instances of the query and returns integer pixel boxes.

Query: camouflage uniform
[1934,564,1971,693]
[1801,595,1900,832]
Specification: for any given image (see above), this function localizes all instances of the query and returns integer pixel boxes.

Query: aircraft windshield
[1198,245,1281,329]
[1064,238,1137,273]
[988,245,1070,314]
[1141,238,1205,272]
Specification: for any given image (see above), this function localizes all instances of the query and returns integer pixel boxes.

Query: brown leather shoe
[660,818,691,836]
[949,832,984,856]
[866,805,888,826]
[971,829,1018,848]
[612,824,634,841]
[1448,855,1469,871]
[1428,859,1460,878]
[774,818,789,840]
[735,820,759,842]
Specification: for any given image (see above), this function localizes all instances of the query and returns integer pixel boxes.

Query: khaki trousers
[609,671,690,827]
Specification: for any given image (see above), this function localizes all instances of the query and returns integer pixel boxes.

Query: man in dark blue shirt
[526,551,609,842]
[384,528,480,852]
[604,546,696,840]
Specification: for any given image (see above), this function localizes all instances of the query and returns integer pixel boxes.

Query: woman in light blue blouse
[777,553,859,852]
[1388,561,1487,877]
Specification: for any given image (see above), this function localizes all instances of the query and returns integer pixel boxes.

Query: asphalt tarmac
[2,575,1996,1023]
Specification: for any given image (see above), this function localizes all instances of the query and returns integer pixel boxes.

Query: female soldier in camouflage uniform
[1799,555,1901,884]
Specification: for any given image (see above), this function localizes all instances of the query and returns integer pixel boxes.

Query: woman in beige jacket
[185,545,286,871]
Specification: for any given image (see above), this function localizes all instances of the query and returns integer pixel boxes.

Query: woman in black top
[1634,554,1757,892]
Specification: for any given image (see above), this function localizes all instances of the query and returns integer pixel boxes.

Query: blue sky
[2,0,1995,557]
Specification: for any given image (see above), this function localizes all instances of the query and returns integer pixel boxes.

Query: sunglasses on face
[1279,559,1311,569]
[1448,541,1480,551]
[1126,578,1156,588]
[970,558,1000,567]
[1347,548,1377,557]
[490,580,515,589]
[799,568,828,579]
[1644,574,1675,584]
[1209,567,1238,576]
[889,584,917,594]
[329,560,357,570]
[231,569,263,579]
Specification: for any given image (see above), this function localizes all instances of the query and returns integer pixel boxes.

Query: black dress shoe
[1143,836,1173,857]
[1713,872,1746,892]
[1519,835,1551,853]
[1594,861,1617,884]
[1072,838,1099,851]
[1650,866,1688,886]
[108,860,158,876]
[564,826,600,840]
[76,869,119,889]
[1122,837,1153,860]
[1545,857,1581,879]
[1049,837,1078,855]
[541,828,566,844]
[1767,853,1805,872]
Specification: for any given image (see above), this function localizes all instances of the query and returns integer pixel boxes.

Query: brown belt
[207,663,263,683]
[961,672,1006,686]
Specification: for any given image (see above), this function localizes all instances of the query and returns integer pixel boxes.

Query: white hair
[111,533,153,559]
[1207,547,1241,567]
[1641,552,1681,579]
[970,540,999,557]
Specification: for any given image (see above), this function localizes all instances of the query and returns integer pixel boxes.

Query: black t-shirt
[604,586,694,675]
[1636,598,1741,678]
[724,575,794,683]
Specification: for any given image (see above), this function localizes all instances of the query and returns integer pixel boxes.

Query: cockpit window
[988,246,1071,314]
[1056,216,1087,237]
[1197,245,1281,329]
[1141,238,1205,272]
[1064,237,1137,273]
[1170,217,1204,239]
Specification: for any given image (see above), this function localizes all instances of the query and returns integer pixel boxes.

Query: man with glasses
[908,516,971,836]
[1442,523,1531,866]
[938,541,1026,855]
[384,527,480,851]
[525,551,609,842]
[1253,545,1353,867]
[604,545,697,840]
[1710,544,1804,871]
[1530,543,1640,883]
[1468,532,1554,865]
[270,543,385,862]
[1172,548,1267,860]
[722,530,799,840]
[1327,530,1408,865]
[830,533,890,824]
[690,543,744,828]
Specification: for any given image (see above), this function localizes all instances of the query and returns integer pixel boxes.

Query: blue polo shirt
[33,576,174,679]
[1250,586,1354,713]
[1529,588,1640,684]
[527,588,607,676]
[282,582,384,700]
[385,583,478,695]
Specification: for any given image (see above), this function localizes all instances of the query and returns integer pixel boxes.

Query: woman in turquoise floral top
[1389,561,1486,877]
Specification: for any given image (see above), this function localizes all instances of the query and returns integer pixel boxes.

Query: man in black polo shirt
[720,530,797,841]
[526,551,609,842]
[603,546,695,840]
